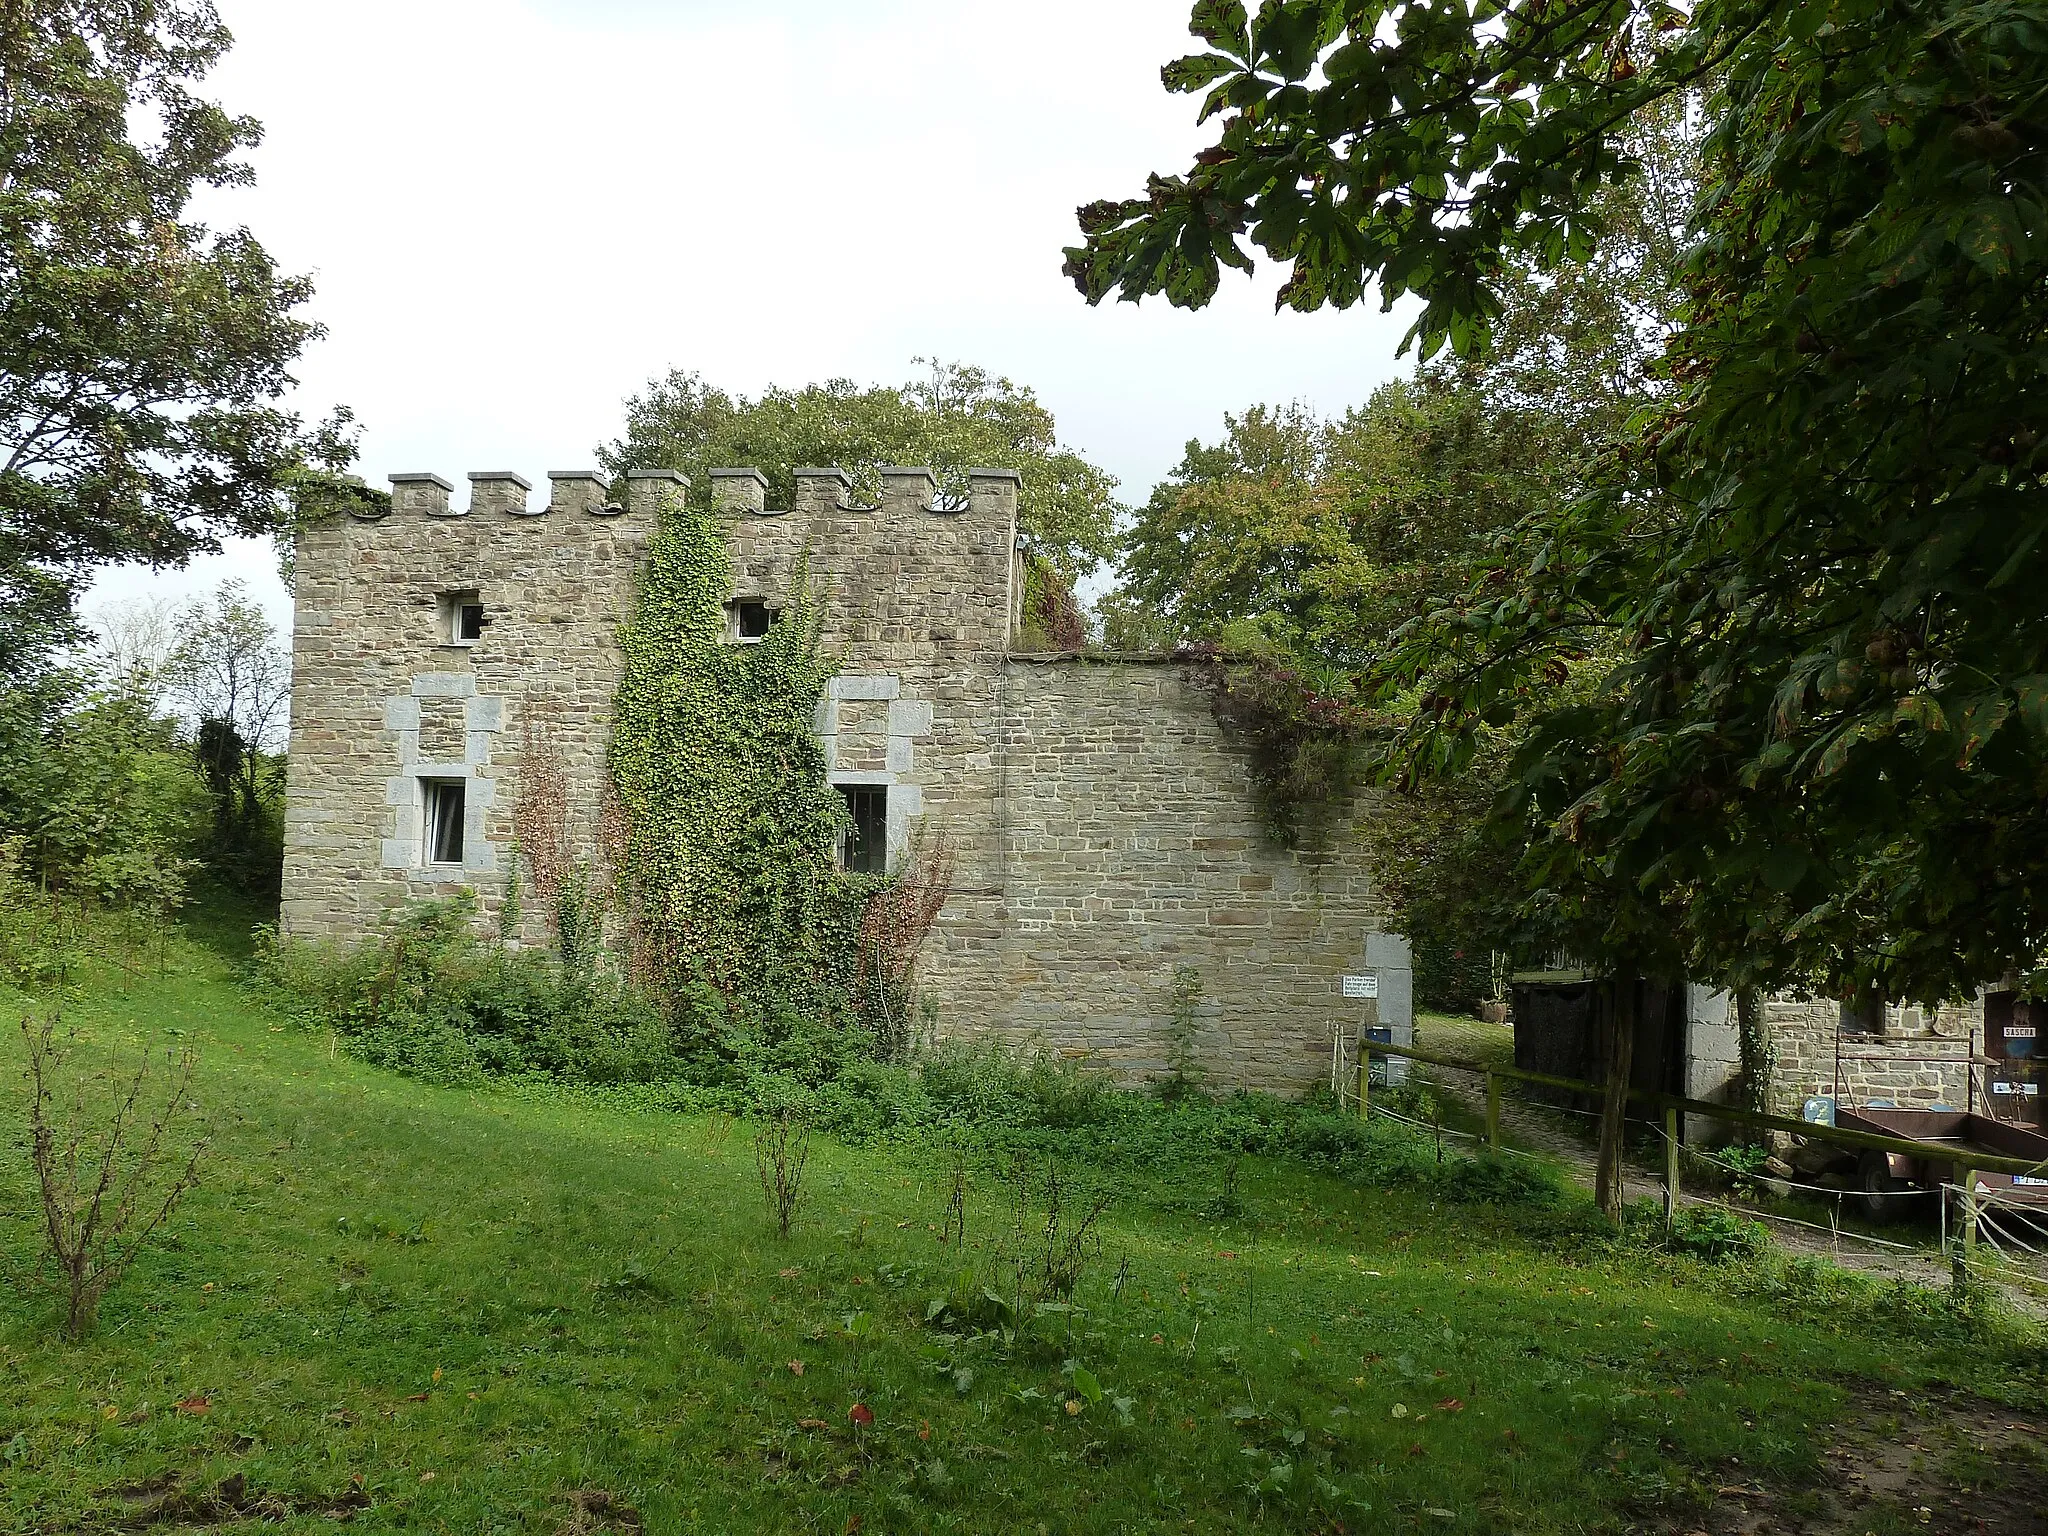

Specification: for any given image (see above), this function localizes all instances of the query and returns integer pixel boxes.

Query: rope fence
[1335,1029,2048,1277]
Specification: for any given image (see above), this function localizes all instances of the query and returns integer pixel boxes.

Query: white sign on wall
[1342,974,1380,1000]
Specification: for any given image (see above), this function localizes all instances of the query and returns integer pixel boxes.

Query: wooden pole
[1596,973,1638,1224]
[1959,1167,1978,1261]
[1663,1103,1681,1229]
[1485,1073,1501,1152]
[1356,997,1379,1121]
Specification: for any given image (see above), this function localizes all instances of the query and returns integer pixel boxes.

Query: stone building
[281,466,1412,1094]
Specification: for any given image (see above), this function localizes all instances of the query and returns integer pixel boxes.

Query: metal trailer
[1831,1104,2048,1219]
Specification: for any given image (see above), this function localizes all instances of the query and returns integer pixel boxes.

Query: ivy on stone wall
[608,500,878,1023]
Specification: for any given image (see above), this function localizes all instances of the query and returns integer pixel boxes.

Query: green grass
[0,930,2040,1533]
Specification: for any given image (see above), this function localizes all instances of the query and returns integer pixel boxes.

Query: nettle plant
[607,497,883,1029]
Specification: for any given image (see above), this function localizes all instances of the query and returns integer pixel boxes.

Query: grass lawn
[0,928,2041,1533]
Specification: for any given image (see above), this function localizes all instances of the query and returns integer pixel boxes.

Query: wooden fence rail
[1356,1037,2045,1179]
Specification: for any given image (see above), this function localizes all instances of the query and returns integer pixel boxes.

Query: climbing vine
[608,499,878,1024]
[1181,643,1380,849]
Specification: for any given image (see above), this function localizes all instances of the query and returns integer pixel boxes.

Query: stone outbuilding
[281,467,1412,1094]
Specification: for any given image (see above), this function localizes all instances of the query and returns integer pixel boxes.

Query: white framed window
[422,779,466,866]
[726,598,775,643]
[439,590,485,646]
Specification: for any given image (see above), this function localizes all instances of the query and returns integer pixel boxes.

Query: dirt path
[1406,1015,1974,1294]
[1679,1393,2048,1535]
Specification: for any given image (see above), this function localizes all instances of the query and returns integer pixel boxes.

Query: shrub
[15,1012,209,1337]
[250,895,683,1087]
[1655,1204,1770,1262]
[252,905,1570,1216]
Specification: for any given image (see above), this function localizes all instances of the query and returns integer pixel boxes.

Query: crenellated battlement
[365,465,1020,525]
[369,469,685,521]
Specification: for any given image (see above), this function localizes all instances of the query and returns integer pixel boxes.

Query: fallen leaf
[467,1391,479,1401]
[789,1360,805,1376]
[798,1418,831,1430]
[1407,1441,1428,1457]
[405,1392,430,1403]
[175,1397,210,1416]
[200,1282,214,1293]
[1151,1333,1164,1345]
[918,1418,931,1441]
[843,1519,863,1534]
[419,1471,436,1482]
[101,1403,119,1421]
[1391,1403,1410,1419]
[849,1404,874,1427]
[1217,1251,1238,1260]
[431,1367,443,1384]
[1437,1398,1465,1412]
[1064,1399,1082,1416]
[779,1267,801,1278]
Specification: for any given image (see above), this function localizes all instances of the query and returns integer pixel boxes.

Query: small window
[1840,993,1885,1036]
[729,599,775,642]
[423,779,466,866]
[838,785,887,874]
[439,590,485,645]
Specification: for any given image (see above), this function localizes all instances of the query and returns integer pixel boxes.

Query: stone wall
[928,657,1398,1096]
[283,464,1400,1097]
[1765,996,1983,1115]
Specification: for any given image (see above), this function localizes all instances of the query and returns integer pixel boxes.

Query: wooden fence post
[1485,1073,1501,1152]
[1959,1167,1978,1261]
[1663,1104,1680,1229]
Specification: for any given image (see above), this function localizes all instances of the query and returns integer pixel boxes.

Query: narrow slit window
[423,779,466,866]
[731,599,774,641]
[838,785,887,875]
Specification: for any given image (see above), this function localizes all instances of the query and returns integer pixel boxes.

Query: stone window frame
[816,673,932,877]
[380,672,502,876]
[421,778,467,866]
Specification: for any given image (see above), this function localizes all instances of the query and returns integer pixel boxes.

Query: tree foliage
[1110,376,1560,660]
[603,361,1122,584]
[1079,0,2048,998]
[165,580,289,888]
[0,0,348,670]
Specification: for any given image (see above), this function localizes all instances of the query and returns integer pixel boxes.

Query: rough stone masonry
[281,466,1412,1094]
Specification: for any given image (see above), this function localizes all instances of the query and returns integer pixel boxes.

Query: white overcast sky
[87,0,1415,631]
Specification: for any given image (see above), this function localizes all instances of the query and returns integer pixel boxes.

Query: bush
[251,895,683,1088]
[252,900,1570,1214]
[1653,1204,1770,1262]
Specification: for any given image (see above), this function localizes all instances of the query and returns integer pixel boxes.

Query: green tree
[0,0,349,672]
[165,580,289,891]
[1069,0,2048,1011]
[603,361,1122,585]
[1112,376,1559,660]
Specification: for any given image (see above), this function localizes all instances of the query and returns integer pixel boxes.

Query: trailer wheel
[1856,1150,1913,1222]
